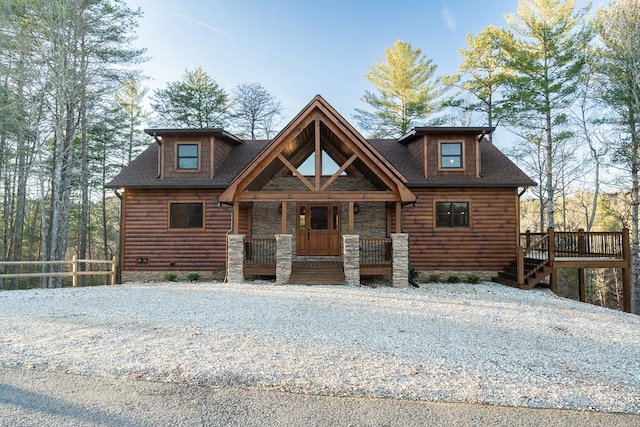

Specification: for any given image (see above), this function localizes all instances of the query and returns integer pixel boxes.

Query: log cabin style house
[107,95,537,286]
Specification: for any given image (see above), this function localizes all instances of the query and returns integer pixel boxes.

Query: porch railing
[360,238,392,275]
[243,237,277,276]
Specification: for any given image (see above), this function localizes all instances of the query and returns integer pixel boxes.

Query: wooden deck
[495,228,631,312]
[289,261,345,285]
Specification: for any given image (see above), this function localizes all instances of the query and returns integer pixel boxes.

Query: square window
[177,144,199,170]
[170,203,203,229]
[440,142,463,169]
[435,202,470,228]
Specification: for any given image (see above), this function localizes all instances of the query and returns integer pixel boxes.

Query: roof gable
[218,95,416,203]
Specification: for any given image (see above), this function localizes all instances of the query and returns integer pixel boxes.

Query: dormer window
[440,142,463,169]
[176,143,199,170]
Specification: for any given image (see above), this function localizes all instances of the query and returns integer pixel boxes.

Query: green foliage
[442,25,512,126]
[409,267,419,281]
[466,274,481,284]
[164,273,177,282]
[447,275,460,283]
[187,273,200,282]
[354,40,446,138]
[151,67,230,128]
[428,274,441,283]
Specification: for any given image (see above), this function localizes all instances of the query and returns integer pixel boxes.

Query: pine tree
[151,67,230,128]
[354,40,446,138]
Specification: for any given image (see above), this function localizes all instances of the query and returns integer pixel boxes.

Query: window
[436,202,470,228]
[169,203,203,229]
[440,142,463,169]
[177,144,199,170]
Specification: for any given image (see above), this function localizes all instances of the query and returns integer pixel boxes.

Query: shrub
[164,273,177,282]
[187,273,200,282]
[428,274,441,283]
[466,274,480,284]
[409,268,419,281]
[447,275,460,283]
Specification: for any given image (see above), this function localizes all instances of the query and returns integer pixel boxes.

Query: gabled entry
[218,95,415,235]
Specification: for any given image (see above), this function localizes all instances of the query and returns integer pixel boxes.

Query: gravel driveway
[0,281,639,414]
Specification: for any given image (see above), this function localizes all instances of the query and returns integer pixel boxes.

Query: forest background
[1,0,639,312]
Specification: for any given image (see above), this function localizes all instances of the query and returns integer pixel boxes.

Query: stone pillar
[276,234,292,284]
[391,233,409,288]
[343,234,360,286]
[227,234,245,283]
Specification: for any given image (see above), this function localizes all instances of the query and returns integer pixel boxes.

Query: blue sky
[126,0,600,134]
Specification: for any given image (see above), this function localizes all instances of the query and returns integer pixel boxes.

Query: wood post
[111,256,117,286]
[72,255,78,287]
[281,202,287,234]
[622,227,631,313]
[547,228,557,293]
[348,201,355,234]
[517,247,524,286]
[578,229,586,303]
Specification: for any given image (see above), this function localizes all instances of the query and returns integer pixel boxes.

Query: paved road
[1,368,638,426]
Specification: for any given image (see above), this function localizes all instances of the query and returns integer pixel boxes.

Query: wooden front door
[297,204,340,256]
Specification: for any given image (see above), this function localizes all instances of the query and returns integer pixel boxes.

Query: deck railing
[520,229,627,259]
[243,237,277,275]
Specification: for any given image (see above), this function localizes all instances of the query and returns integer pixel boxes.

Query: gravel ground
[0,281,639,415]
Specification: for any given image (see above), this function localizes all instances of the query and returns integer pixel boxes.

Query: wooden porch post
[395,201,402,233]
[233,201,239,234]
[348,201,355,234]
[281,201,287,234]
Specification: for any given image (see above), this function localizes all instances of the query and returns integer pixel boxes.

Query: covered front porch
[227,233,409,287]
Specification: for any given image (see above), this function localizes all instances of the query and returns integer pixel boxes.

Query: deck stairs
[492,257,552,290]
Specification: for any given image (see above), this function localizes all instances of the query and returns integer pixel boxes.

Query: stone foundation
[121,269,225,283]
[416,270,498,283]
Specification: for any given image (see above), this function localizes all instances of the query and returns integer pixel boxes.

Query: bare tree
[231,83,283,139]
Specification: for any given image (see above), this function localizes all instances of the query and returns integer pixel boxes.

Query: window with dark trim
[435,202,470,228]
[440,142,463,169]
[177,144,199,170]
[170,202,204,229]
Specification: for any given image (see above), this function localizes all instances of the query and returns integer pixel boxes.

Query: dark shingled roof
[106,136,535,189]
[369,139,536,187]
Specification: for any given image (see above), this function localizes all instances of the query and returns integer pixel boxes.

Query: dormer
[398,127,493,178]
[144,128,243,180]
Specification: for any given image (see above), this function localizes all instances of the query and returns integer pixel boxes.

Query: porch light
[278,202,283,213]
[354,202,360,214]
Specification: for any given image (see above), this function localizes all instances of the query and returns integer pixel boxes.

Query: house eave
[144,128,243,144]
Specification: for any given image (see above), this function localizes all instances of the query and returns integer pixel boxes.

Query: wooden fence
[0,256,117,287]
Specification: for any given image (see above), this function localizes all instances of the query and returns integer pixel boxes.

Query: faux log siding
[162,136,212,179]
[403,187,518,271]
[122,188,230,271]
[425,134,477,177]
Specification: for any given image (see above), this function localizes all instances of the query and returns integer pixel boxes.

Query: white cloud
[441,7,457,31]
